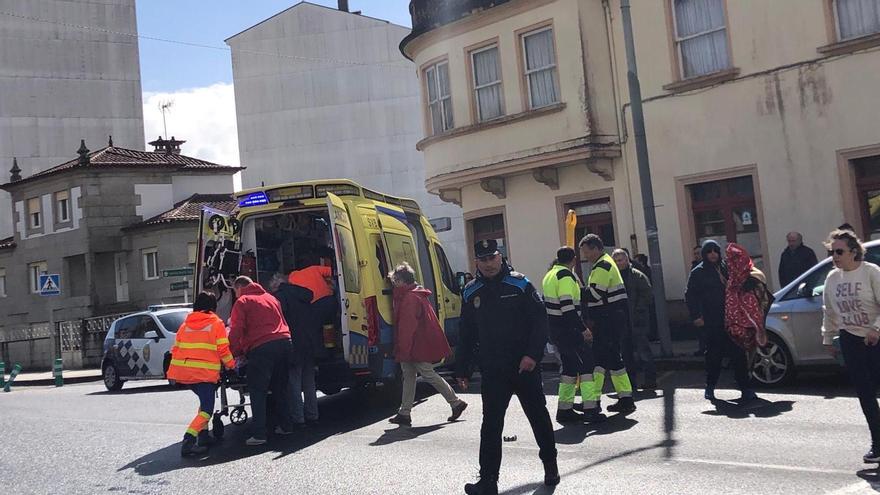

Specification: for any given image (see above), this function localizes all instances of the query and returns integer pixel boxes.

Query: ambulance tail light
[365,296,380,346]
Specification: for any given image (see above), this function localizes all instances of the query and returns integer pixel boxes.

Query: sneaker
[864,448,880,463]
[582,409,608,424]
[607,397,636,413]
[464,476,498,495]
[555,408,583,424]
[448,400,468,422]
[274,426,295,436]
[704,388,716,400]
[544,460,560,486]
[245,436,267,446]
[388,413,411,427]
[181,435,207,457]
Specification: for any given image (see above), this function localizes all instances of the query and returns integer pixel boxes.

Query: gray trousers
[290,354,318,423]
[398,361,461,415]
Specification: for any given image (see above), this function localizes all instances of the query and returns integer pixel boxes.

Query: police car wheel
[102,363,123,391]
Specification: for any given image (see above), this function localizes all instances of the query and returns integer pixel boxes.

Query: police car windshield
[157,312,187,333]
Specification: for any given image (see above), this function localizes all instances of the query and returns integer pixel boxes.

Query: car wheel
[102,362,123,391]
[751,333,794,387]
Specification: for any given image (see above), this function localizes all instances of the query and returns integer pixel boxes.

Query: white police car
[101,305,191,391]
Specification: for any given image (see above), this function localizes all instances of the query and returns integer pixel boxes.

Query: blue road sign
[39,274,61,296]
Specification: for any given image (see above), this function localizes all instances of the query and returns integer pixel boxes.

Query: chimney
[77,139,90,166]
[10,157,21,182]
[148,136,186,155]
[338,0,349,12]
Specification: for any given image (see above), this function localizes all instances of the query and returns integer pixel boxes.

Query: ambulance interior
[239,210,343,353]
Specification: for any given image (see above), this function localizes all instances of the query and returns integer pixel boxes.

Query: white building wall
[227,3,467,271]
[0,0,145,237]
[134,184,173,220]
[171,175,236,203]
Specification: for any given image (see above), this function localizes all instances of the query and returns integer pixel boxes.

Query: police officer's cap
[474,239,500,258]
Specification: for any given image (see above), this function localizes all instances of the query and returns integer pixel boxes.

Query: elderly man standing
[229,275,296,446]
[612,249,656,390]
[778,232,818,288]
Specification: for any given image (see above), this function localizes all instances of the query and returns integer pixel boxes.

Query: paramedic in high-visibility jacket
[166,292,235,457]
[541,246,606,424]
[456,239,559,495]
[578,234,636,414]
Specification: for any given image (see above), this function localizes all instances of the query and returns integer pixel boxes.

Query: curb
[12,374,102,388]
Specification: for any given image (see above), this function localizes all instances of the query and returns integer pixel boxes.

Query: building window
[424,61,454,135]
[565,199,616,279]
[521,27,559,109]
[187,242,198,265]
[854,155,880,240]
[27,197,42,229]
[688,175,764,268]
[671,0,731,79]
[55,190,70,223]
[835,0,880,40]
[470,214,507,258]
[471,45,504,121]
[142,248,159,280]
[0,268,6,298]
[28,261,48,294]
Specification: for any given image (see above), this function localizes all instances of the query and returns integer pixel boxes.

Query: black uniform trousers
[839,330,880,449]
[479,367,557,479]
[592,320,626,372]
[704,326,750,391]
[559,344,594,377]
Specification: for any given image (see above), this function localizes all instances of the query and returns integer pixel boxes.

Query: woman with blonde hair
[822,229,880,463]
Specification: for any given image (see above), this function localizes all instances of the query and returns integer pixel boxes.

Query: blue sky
[136,0,412,93]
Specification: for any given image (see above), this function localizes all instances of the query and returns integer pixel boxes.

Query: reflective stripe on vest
[170,359,221,371]
[176,342,218,351]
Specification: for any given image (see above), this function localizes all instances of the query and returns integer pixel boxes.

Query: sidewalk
[652,339,705,370]
[4,368,102,388]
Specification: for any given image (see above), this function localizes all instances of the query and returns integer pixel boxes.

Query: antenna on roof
[158,99,174,139]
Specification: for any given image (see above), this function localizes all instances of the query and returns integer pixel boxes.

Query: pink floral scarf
[724,243,767,351]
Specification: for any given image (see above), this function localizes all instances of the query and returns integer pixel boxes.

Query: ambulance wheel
[212,415,225,439]
[230,407,248,425]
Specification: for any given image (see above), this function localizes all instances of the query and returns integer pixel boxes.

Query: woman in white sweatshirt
[822,229,880,463]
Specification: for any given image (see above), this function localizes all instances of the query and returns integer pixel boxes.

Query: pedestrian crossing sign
[39,274,61,296]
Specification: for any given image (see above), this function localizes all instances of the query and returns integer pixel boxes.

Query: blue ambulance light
[239,191,269,207]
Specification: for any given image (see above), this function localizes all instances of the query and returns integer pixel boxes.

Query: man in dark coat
[612,249,656,390]
[685,240,753,401]
[778,232,818,288]
[456,239,558,495]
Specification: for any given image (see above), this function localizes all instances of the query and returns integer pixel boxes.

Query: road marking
[674,457,853,475]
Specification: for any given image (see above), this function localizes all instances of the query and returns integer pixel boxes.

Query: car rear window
[157,312,187,333]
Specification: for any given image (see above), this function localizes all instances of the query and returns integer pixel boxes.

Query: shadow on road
[118,382,443,476]
[554,414,638,445]
[857,468,880,492]
[370,423,447,446]
[700,397,795,419]
[88,383,183,396]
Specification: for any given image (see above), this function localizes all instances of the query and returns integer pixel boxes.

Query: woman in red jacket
[388,262,467,427]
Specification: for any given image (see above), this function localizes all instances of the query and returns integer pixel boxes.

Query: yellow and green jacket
[585,253,629,320]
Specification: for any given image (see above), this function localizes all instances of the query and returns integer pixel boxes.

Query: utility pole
[620,0,673,357]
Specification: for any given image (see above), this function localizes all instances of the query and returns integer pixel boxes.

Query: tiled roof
[124,194,237,231]
[2,145,243,188]
[0,236,14,250]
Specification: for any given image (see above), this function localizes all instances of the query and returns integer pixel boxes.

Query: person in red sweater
[228,276,296,445]
[387,262,467,427]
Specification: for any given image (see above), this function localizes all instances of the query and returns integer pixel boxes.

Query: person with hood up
[166,292,235,457]
[386,262,467,427]
[229,276,297,445]
[725,243,774,354]
[686,240,754,402]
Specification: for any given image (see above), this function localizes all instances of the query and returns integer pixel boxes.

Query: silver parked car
[756,239,880,386]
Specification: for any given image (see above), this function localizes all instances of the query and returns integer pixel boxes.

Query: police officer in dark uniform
[456,240,559,495]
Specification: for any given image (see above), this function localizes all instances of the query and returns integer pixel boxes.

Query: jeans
[186,383,216,437]
[839,330,880,449]
[398,361,461,415]
[705,326,750,392]
[246,338,295,438]
[290,354,318,423]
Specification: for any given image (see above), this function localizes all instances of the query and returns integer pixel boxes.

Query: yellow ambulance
[194,180,462,395]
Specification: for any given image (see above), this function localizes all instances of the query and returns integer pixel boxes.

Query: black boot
[607,397,636,413]
[197,430,214,448]
[180,434,207,457]
[582,409,608,423]
[544,460,560,486]
[464,476,498,495]
[555,408,582,424]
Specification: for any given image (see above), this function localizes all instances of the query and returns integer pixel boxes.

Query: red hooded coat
[392,284,451,363]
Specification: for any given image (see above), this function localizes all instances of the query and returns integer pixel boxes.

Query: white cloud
[142,83,240,170]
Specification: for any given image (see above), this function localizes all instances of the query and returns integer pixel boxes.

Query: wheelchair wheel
[230,407,248,425]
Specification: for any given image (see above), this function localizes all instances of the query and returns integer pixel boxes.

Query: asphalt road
[2,369,879,495]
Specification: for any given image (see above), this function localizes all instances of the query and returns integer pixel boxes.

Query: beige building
[400,0,880,312]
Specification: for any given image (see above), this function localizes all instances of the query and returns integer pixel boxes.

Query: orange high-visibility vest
[166,311,234,384]
[288,265,333,302]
